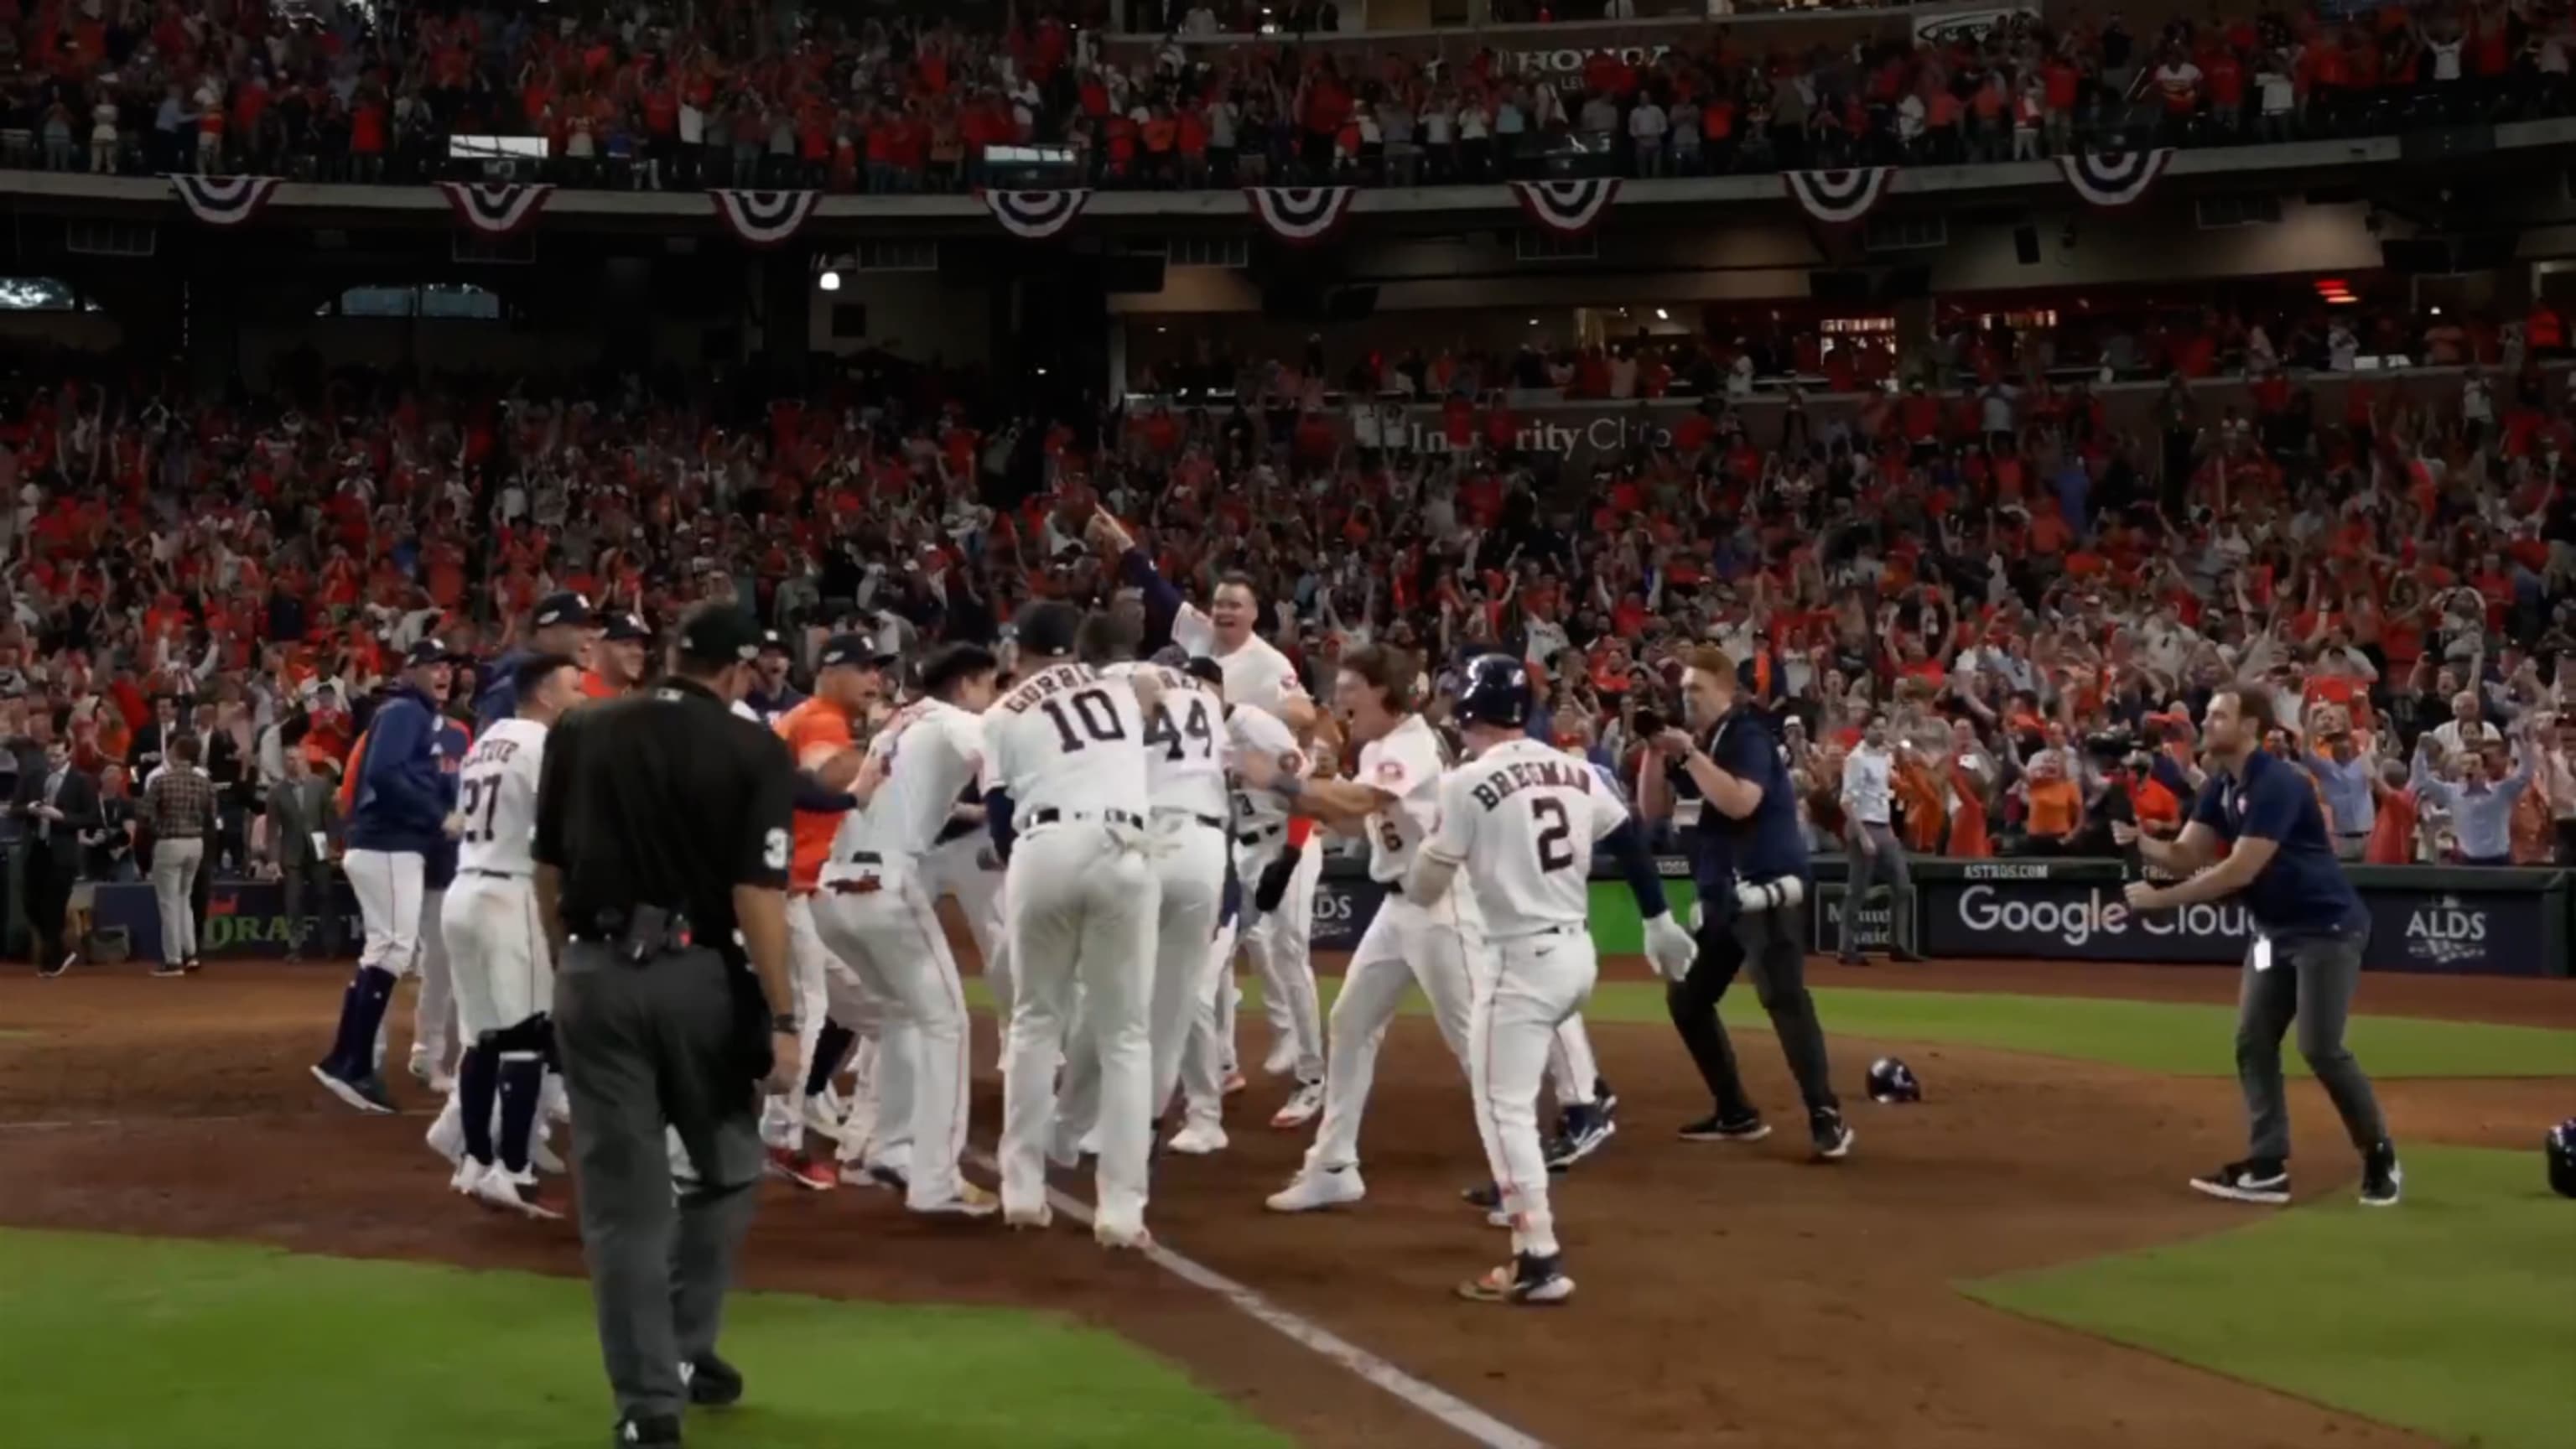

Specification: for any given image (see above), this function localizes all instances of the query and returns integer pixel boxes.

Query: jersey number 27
[457,772,504,844]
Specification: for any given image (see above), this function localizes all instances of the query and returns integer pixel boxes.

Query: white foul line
[965,1149,1551,1449]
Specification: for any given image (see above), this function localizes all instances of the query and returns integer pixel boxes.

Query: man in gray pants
[532,605,802,1449]
[1836,715,1924,963]
[142,736,216,975]
[267,750,340,960]
[2118,683,2398,1208]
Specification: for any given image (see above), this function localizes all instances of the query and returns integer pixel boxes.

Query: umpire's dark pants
[555,941,765,1425]
[2236,932,2389,1162]
[1666,891,1839,1119]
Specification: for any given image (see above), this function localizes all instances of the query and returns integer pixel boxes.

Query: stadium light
[818,271,842,293]
[1654,308,1670,321]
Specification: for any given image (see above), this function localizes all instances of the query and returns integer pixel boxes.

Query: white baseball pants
[999,822,1160,1234]
[442,872,550,1040]
[1550,1015,1603,1110]
[922,833,1010,1014]
[1056,814,1226,1145]
[813,870,974,1208]
[762,894,881,1155]
[410,886,455,1069]
[1234,834,1323,1079]
[1177,914,1242,1132]
[1301,891,1480,1172]
[343,848,426,978]
[1472,927,1598,1261]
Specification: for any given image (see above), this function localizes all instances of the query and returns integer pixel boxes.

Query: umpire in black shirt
[532,602,801,1449]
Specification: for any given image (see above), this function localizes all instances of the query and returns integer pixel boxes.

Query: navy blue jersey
[2189,748,2368,939]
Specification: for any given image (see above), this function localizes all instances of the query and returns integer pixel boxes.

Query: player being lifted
[1405,655,1695,1306]
[982,602,1166,1248]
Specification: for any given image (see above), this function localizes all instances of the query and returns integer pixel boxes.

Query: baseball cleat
[1269,1080,1323,1130]
[1003,1202,1053,1231]
[1457,1252,1574,1306]
[802,1088,849,1144]
[448,1156,486,1197]
[1545,1104,1616,1172]
[150,960,188,979]
[614,1411,682,1446]
[1220,1068,1247,1097]
[1261,1039,1301,1078]
[472,1165,564,1221]
[1093,1220,1153,1251]
[311,1062,397,1115]
[1461,1182,1501,1211]
[2359,1143,2402,1208]
[425,1100,466,1166]
[1265,1164,1363,1213]
[1678,1111,1769,1143]
[1166,1122,1229,1156]
[764,1147,838,1192]
[682,1353,745,1409]
[1594,1077,1618,1117]
[911,1182,1001,1219]
[2191,1158,2292,1205]
[1809,1108,1856,1161]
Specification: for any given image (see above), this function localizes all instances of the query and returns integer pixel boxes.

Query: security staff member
[1637,647,1853,1161]
[532,603,800,1449]
[2119,682,2400,1208]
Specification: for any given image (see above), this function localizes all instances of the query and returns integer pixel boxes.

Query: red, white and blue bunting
[1782,168,1894,226]
[981,189,1092,241]
[169,175,282,227]
[2055,148,2175,209]
[1242,186,1359,246]
[435,181,556,237]
[1509,179,1622,237]
[708,190,821,247]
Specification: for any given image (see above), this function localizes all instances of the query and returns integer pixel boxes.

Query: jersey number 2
[1531,797,1575,874]
[1041,689,1127,753]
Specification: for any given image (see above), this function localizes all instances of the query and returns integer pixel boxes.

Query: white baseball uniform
[985,660,1162,1235]
[441,718,553,1040]
[1419,737,1626,1261]
[1299,714,1479,1174]
[810,694,986,1209]
[1057,662,1228,1152]
[768,699,889,1160]
[1173,615,1324,1078]
[920,785,1010,1011]
[1178,700,1309,1126]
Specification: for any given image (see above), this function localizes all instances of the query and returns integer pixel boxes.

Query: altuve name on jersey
[465,735,529,769]
[1467,755,1601,811]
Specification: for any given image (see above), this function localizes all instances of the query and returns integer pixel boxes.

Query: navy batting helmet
[1867,1057,1922,1104]
[2549,1119,2576,1199]
[1455,653,1533,730]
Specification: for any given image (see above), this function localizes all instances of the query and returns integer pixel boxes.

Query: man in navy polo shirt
[2120,682,2400,1208]
[1638,646,1853,1162]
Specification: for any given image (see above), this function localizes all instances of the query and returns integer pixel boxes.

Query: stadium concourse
[0,0,2565,189]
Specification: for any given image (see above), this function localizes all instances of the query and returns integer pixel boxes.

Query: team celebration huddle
[305,501,1869,1320]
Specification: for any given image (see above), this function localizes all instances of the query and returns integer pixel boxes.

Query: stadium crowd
[3,299,2575,967]
[0,0,2567,189]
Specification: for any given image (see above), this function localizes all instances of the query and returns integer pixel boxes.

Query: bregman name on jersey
[1467,755,1602,811]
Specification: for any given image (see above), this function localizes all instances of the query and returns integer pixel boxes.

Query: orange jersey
[579,670,621,699]
[775,697,858,891]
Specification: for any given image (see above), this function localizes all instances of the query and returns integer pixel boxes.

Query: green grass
[961,977,2576,1080]
[0,1229,1287,1449]
[1965,1146,2576,1449]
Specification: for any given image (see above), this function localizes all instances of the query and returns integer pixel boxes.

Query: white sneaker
[1269,1080,1323,1130]
[1094,1219,1153,1251]
[530,1131,567,1176]
[1167,1122,1229,1156]
[424,1098,465,1166]
[909,1182,1001,1219]
[1265,1164,1363,1213]
[1261,1039,1300,1077]
[448,1156,485,1197]
[1004,1202,1052,1231]
[471,1164,563,1221]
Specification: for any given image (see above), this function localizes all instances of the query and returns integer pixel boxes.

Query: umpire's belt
[1027,808,1144,830]
[1154,807,1227,831]
[571,906,693,960]
[1237,822,1285,847]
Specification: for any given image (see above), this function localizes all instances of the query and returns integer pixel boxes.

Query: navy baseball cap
[532,592,595,630]
[818,633,899,672]
[674,604,763,667]
[602,612,652,643]
[402,640,457,669]
[758,629,792,657]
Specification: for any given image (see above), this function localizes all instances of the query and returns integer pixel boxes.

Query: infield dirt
[3,947,2561,1448]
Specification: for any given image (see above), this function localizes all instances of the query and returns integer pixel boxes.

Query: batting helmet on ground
[2548,1119,2576,1199]
[1867,1057,1923,1104]
[1455,654,1533,730]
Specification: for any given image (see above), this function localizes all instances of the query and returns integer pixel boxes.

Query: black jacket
[13,764,103,860]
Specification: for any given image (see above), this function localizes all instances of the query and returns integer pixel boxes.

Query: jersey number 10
[1041,689,1128,754]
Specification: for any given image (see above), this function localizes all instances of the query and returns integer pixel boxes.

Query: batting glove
[1643,911,1697,984]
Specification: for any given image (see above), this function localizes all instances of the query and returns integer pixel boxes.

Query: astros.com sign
[1951,883,2255,950]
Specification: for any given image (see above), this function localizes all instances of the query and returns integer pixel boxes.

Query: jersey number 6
[1041,689,1128,754]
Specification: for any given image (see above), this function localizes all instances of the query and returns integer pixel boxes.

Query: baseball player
[311,640,463,1114]
[766,636,898,1191]
[983,601,1164,1246]
[438,652,581,1218]
[402,701,475,1093]
[918,781,1010,1014]
[1247,645,1478,1212]
[582,613,652,699]
[1169,687,1305,1150]
[1055,634,1229,1165]
[476,592,596,730]
[1408,655,1694,1306]
[811,642,1003,1218]
[1092,511,1325,1120]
